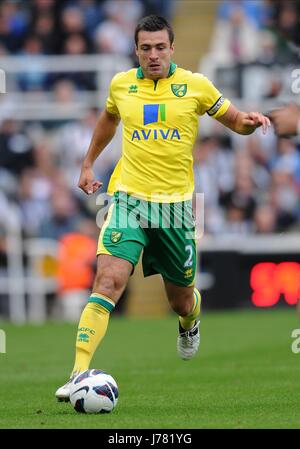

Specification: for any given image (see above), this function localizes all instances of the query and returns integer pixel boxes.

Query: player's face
[135,29,174,80]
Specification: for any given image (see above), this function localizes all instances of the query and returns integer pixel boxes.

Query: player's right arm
[78,109,120,195]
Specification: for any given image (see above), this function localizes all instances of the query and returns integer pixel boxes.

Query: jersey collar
[136,62,177,79]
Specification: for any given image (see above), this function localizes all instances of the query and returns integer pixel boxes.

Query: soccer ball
[70,369,119,413]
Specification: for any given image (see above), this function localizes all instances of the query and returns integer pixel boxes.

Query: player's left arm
[216,104,271,135]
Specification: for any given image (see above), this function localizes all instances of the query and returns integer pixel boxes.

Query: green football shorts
[97,192,197,287]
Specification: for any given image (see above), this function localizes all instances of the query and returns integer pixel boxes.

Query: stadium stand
[0,0,299,321]
[0,0,174,321]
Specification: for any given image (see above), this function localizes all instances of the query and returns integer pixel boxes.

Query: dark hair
[134,15,174,46]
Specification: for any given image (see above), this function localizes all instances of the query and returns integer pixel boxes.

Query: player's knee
[170,298,193,317]
[93,269,126,300]
[178,303,193,317]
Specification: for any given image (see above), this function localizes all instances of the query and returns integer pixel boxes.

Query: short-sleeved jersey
[106,62,230,202]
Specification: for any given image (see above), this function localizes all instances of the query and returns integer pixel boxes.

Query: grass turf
[0,308,300,429]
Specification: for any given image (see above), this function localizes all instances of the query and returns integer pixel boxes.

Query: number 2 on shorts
[184,244,193,268]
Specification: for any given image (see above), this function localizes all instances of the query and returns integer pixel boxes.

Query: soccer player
[55,15,270,401]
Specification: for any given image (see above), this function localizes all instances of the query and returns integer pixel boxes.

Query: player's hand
[242,112,271,135]
[78,166,102,195]
[268,103,300,137]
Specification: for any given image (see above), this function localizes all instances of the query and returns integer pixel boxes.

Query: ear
[135,45,139,58]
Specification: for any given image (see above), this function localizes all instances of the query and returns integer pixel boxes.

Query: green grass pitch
[0,308,300,429]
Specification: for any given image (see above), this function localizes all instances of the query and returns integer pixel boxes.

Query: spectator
[274,0,300,47]
[29,0,60,32]
[39,187,82,240]
[77,0,105,39]
[254,203,277,234]
[208,2,260,66]
[31,0,56,14]
[273,180,299,230]
[56,219,98,321]
[93,0,143,57]
[270,168,299,232]
[52,78,77,104]
[51,79,80,120]
[271,138,300,179]
[0,119,34,176]
[255,29,278,65]
[143,0,176,19]
[59,5,91,51]
[60,33,96,90]
[217,149,258,234]
[224,197,252,234]
[94,20,133,56]
[31,12,58,54]
[267,0,300,63]
[222,174,256,224]
[18,168,52,237]
[17,137,61,237]
[193,136,234,234]
[63,33,89,55]
[103,0,143,31]
[60,5,86,34]
[0,0,29,53]
[54,108,121,194]
[193,137,221,209]
[217,0,270,30]
[17,35,50,92]
[0,12,15,53]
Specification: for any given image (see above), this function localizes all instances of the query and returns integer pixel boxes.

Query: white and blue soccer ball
[70,369,119,413]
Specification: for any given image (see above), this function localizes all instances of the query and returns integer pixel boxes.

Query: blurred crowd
[0,0,299,249]
[208,0,300,67]
[0,108,120,241]
[0,0,174,92]
[0,0,173,57]
[196,0,300,235]
[0,0,299,319]
[0,0,171,243]
[193,130,300,235]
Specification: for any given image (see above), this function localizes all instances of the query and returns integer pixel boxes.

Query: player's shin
[179,288,201,331]
[71,293,115,376]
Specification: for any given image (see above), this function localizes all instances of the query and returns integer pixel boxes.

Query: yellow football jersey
[106,62,230,202]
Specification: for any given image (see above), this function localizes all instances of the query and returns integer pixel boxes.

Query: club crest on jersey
[171,84,187,97]
[111,231,122,243]
[128,84,138,93]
